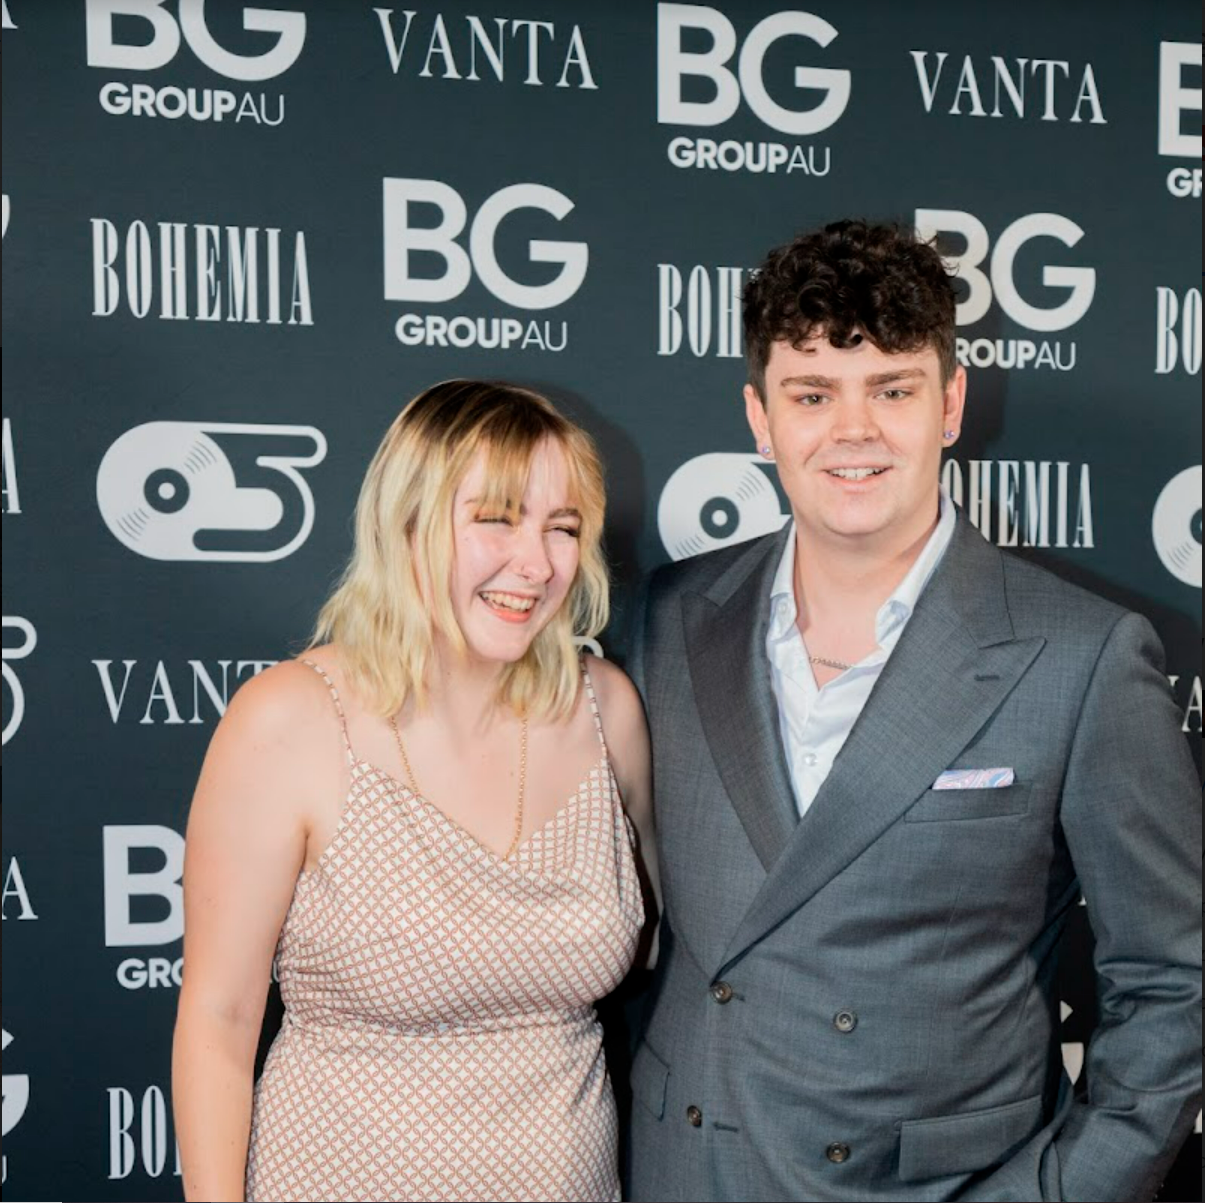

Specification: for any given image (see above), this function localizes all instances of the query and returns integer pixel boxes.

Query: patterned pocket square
[933,767,1016,790]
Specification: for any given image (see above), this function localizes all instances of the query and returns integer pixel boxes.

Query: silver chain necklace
[809,654,854,672]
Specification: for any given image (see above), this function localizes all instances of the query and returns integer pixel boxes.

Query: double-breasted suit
[627,515,1200,1203]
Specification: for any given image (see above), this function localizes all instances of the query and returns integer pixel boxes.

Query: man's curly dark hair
[743,219,958,398]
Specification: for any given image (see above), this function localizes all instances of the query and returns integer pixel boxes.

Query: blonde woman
[172,381,656,1203]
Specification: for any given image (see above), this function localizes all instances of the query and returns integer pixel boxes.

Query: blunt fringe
[310,380,609,722]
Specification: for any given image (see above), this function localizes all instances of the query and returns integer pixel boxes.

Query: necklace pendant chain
[809,653,855,672]
[389,710,529,860]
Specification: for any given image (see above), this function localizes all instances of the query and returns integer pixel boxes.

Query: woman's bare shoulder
[223,655,335,734]
[583,653,645,728]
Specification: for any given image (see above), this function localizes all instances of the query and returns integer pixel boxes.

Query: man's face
[745,334,965,550]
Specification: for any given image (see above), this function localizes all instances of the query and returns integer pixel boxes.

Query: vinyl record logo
[1152,466,1202,587]
[658,452,788,561]
[97,421,326,563]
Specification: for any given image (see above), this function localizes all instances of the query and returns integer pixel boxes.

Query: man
[627,220,1200,1203]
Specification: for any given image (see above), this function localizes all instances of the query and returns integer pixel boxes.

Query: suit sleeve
[1048,611,1201,1202]
[622,570,656,710]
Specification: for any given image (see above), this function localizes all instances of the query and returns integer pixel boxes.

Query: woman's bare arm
[172,664,335,1202]
[589,656,661,968]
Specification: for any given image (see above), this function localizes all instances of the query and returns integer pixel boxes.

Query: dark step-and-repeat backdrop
[2,3,1200,1201]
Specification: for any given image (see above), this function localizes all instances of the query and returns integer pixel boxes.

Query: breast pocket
[904,784,1031,823]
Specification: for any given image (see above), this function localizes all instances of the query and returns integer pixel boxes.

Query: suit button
[833,1009,857,1033]
[710,981,734,1004]
[826,1142,851,1163]
[686,1105,703,1127]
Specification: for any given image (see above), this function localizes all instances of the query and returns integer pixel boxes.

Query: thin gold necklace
[389,711,529,859]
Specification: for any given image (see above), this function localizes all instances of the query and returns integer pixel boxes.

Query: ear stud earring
[761,446,774,458]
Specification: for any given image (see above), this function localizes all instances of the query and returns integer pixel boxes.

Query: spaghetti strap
[580,657,609,763]
[298,658,356,765]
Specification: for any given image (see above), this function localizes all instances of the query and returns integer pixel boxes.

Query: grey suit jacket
[626,515,1201,1203]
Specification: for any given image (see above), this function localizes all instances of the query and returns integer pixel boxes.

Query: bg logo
[916,209,1094,371]
[383,179,587,310]
[1152,466,1202,588]
[86,0,306,81]
[2,617,37,746]
[96,421,326,563]
[1,1029,29,1142]
[104,825,185,990]
[1159,41,1201,200]
[657,4,850,135]
[659,453,787,561]
[917,209,1094,332]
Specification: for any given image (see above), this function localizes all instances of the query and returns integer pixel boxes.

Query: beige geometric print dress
[245,658,643,1203]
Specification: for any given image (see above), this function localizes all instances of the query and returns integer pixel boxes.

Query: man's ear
[744,383,771,453]
[942,366,967,440]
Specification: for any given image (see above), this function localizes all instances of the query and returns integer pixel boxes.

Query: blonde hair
[311,380,609,721]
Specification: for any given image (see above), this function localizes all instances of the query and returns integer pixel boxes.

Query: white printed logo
[658,264,747,357]
[1155,287,1202,375]
[658,4,849,134]
[96,421,326,563]
[1,194,9,239]
[2,857,37,921]
[92,218,313,325]
[374,10,597,89]
[384,178,586,352]
[942,459,1095,550]
[659,453,787,561]
[916,209,1094,371]
[658,5,847,176]
[86,0,305,81]
[109,1085,181,1180]
[104,825,185,990]
[94,658,277,725]
[1152,467,1202,588]
[1159,42,1201,198]
[384,179,586,310]
[909,52,1105,123]
[917,210,1094,332]
[1,1,15,30]
[1,1030,46,1191]
[1,1030,29,1139]
[2,617,37,746]
[1059,1001,1083,1085]
[1,417,18,515]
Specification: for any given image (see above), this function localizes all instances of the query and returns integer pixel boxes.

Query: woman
[172,380,657,1203]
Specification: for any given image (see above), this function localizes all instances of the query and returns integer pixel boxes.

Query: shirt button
[802,752,818,768]
[826,1142,851,1163]
[686,1105,703,1127]
[833,1009,858,1033]
[710,981,734,1004]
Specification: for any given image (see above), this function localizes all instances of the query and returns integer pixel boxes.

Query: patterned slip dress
[245,658,642,1203]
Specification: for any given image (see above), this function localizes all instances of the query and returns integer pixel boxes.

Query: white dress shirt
[766,487,957,818]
